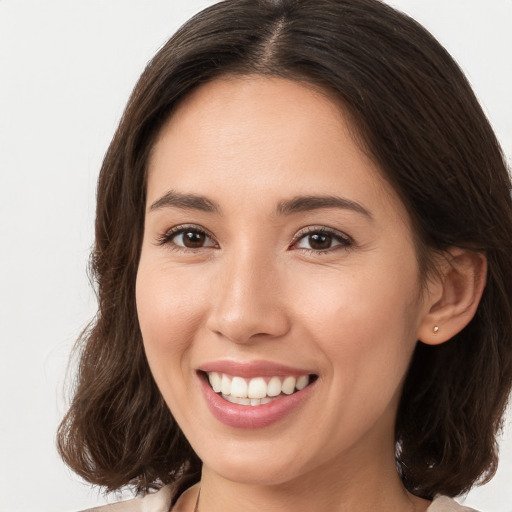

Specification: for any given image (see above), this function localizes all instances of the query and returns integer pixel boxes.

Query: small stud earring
[433,325,439,334]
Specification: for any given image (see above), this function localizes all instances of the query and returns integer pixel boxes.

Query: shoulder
[77,484,174,512]
[427,495,480,512]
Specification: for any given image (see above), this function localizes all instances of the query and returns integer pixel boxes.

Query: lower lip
[199,374,315,429]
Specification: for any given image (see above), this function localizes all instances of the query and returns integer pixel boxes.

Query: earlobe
[418,249,487,346]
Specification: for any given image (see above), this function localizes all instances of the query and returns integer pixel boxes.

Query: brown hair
[57,0,512,500]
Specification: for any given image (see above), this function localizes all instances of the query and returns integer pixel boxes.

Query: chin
[194,435,319,487]
[205,458,306,487]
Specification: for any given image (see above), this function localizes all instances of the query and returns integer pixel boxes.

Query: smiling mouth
[203,371,318,406]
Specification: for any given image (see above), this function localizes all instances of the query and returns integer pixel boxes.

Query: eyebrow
[149,190,372,219]
[149,190,221,214]
[276,195,373,219]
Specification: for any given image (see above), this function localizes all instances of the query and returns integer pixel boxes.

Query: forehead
[146,75,409,228]
[153,76,357,160]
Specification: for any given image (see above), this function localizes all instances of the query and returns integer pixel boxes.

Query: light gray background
[1,1,511,511]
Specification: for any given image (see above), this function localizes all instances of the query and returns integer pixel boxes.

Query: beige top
[80,485,479,512]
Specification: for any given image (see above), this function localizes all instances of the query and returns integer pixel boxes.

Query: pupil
[183,231,205,248]
[309,233,332,250]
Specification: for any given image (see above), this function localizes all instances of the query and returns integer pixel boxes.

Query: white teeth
[224,394,251,405]
[206,372,311,402]
[281,376,296,395]
[208,372,222,393]
[296,375,309,391]
[222,394,275,406]
[267,376,282,397]
[221,374,231,395]
[231,376,248,398]
[248,377,267,399]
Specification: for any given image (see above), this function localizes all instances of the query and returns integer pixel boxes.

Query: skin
[136,76,484,512]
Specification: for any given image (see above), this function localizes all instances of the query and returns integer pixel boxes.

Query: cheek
[291,261,421,388]
[292,272,420,447]
[135,260,207,384]
[294,258,419,332]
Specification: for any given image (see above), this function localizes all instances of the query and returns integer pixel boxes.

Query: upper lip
[198,359,315,378]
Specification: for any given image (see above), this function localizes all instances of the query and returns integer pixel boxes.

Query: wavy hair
[57,0,512,500]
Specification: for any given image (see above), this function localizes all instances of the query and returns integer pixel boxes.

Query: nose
[206,249,291,344]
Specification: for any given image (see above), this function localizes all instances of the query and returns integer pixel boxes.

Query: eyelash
[155,225,217,252]
[291,226,353,254]
[155,224,353,254]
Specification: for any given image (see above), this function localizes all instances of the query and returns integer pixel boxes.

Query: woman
[57,0,512,511]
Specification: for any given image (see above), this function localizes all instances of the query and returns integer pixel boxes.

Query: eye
[157,225,217,250]
[293,228,352,252]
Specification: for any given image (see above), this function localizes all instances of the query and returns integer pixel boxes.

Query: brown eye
[182,230,207,248]
[307,233,333,250]
[165,227,216,249]
[295,229,351,252]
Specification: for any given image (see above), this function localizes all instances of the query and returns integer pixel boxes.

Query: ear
[417,248,487,345]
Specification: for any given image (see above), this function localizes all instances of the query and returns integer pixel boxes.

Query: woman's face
[136,76,431,486]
